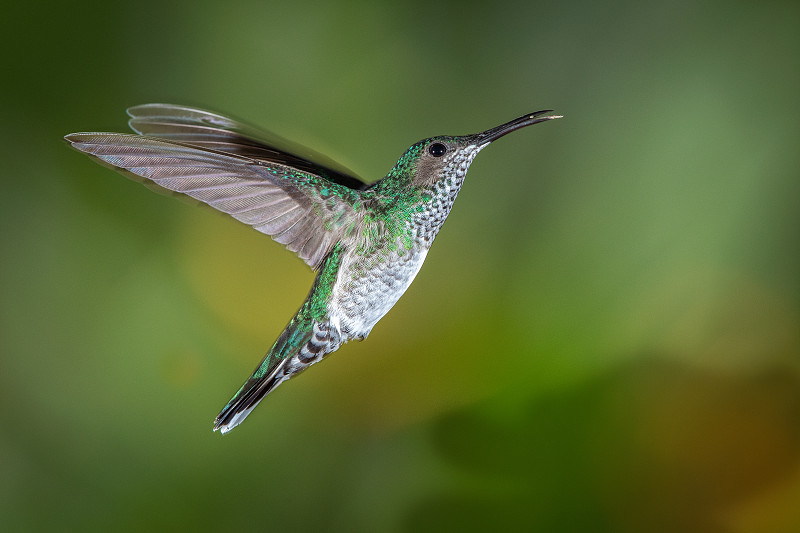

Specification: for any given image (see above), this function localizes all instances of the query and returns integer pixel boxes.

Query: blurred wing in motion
[126,103,368,191]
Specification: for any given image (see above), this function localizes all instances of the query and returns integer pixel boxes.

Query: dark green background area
[2,1,798,531]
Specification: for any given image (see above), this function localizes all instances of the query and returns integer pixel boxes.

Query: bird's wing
[64,132,363,270]
[126,103,368,191]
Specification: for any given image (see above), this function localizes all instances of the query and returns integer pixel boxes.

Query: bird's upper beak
[476,110,562,146]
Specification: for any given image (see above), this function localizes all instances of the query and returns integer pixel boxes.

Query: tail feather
[213,323,313,434]
[214,317,345,433]
[213,249,345,434]
[212,358,289,434]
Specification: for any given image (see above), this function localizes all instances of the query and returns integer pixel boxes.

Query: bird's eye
[428,142,447,157]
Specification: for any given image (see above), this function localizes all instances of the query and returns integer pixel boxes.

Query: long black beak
[476,110,562,145]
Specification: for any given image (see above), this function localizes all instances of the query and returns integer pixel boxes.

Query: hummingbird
[65,104,561,434]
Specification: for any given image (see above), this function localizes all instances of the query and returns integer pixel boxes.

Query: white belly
[329,247,429,340]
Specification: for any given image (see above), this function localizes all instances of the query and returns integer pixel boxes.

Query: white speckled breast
[326,144,481,342]
[329,246,429,340]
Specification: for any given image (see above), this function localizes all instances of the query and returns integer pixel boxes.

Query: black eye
[428,142,447,157]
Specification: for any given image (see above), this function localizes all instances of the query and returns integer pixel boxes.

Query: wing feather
[64,131,363,270]
[126,103,368,191]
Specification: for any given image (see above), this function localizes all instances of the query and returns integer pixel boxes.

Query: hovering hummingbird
[65,104,561,433]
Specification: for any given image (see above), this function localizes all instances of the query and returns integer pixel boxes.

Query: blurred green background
[1,0,798,531]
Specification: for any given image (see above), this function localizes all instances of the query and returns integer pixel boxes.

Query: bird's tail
[214,246,345,434]
[213,317,340,434]
[212,318,312,434]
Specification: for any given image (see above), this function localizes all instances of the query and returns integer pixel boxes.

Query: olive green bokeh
[1,0,798,531]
